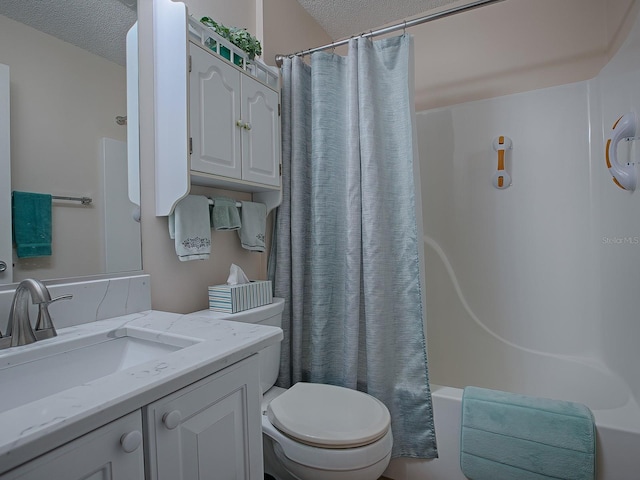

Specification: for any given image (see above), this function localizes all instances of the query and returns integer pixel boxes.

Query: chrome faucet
[2,279,72,348]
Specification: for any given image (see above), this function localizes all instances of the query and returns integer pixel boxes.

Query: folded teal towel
[211,197,241,231]
[238,201,266,252]
[461,386,595,480]
[12,191,52,258]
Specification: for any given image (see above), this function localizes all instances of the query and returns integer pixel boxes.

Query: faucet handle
[35,294,72,339]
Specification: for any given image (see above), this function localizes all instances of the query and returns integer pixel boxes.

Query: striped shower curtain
[270,34,437,459]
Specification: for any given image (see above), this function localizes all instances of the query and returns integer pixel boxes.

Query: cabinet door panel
[145,356,263,480]
[3,411,144,480]
[241,76,280,187]
[190,46,242,179]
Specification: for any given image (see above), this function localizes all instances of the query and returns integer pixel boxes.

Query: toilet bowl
[191,299,393,480]
[262,382,393,480]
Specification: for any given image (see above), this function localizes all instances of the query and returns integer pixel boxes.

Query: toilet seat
[266,382,391,448]
[262,415,393,472]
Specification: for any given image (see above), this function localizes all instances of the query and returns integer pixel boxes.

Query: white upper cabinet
[240,73,280,186]
[154,0,282,216]
[189,44,280,190]
[190,44,280,188]
[190,44,243,179]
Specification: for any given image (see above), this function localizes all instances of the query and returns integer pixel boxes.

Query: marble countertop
[0,309,283,474]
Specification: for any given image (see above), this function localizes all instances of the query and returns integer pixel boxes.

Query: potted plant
[200,17,262,66]
[229,27,262,60]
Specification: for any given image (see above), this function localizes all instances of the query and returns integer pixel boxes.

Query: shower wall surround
[382,8,640,480]
[417,4,640,412]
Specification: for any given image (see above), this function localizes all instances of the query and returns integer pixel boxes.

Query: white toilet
[196,298,393,480]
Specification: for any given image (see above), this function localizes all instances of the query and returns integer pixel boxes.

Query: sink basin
[0,328,199,414]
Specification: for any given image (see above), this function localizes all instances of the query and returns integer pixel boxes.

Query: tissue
[227,263,250,285]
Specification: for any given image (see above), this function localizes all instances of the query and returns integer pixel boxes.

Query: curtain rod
[275,0,506,67]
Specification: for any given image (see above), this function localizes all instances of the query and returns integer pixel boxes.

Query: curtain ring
[331,41,336,54]
[403,20,407,35]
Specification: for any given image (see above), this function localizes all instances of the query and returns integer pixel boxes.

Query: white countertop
[0,309,283,474]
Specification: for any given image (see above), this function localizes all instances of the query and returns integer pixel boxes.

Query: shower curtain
[270,34,437,459]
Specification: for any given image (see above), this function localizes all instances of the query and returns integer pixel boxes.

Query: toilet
[193,298,393,480]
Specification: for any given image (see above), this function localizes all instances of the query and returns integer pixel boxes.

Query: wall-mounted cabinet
[190,44,280,188]
[154,0,282,217]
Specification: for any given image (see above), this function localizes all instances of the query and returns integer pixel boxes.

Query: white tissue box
[208,280,273,313]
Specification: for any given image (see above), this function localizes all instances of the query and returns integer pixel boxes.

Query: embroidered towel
[211,197,241,231]
[238,201,266,252]
[12,191,52,258]
[168,195,211,261]
[461,386,596,480]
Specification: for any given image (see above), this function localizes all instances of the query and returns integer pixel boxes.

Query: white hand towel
[168,195,211,261]
[238,201,267,252]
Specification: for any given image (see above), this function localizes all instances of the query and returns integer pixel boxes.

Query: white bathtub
[384,381,640,480]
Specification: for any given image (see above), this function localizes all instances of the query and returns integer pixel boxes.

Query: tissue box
[208,280,272,313]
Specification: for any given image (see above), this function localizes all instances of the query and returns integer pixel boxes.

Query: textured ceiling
[0,0,137,66]
[0,0,466,65]
[295,0,462,39]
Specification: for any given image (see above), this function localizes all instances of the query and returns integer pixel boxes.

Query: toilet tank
[190,298,284,393]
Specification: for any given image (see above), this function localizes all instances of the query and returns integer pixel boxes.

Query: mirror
[0,0,141,283]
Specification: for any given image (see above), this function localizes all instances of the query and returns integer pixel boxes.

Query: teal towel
[211,197,241,231]
[12,191,52,258]
[461,386,595,480]
[238,201,266,252]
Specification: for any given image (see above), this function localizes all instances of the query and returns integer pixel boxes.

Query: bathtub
[381,233,640,479]
[384,379,640,480]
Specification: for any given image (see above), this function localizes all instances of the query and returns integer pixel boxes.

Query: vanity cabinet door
[144,355,263,480]
[2,410,144,480]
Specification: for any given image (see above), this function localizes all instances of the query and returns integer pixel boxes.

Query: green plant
[200,17,230,40]
[229,27,262,59]
[200,17,262,60]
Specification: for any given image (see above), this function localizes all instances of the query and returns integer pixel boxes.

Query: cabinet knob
[243,122,252,131]
[162,410,182,430]
[236,119,244,128]
[120,430,142,453]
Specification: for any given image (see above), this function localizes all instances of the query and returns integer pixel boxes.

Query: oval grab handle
[162,410,182,430]
[0,261,6,273]
[120,430,142,453]
[606,112,637,191]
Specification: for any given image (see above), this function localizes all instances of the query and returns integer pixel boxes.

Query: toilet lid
[266,382,391,448]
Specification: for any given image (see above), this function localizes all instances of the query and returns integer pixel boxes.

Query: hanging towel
[238,201,266,252]
[12,191,52,258]
[211,197,242,231]
[168,195,211,261]
[460,386,596,480]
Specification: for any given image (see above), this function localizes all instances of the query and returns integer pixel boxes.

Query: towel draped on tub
[460,386,596,480]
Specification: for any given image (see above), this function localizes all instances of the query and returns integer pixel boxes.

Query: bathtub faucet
[1,279,72,348]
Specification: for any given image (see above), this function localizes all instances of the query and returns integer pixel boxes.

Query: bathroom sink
[0,328,198,414]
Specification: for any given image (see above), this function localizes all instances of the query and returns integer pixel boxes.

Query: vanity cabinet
[3,411,144,479]
[144,355,263,480]
[190,43,281,188]
[1,357,263,480]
